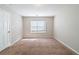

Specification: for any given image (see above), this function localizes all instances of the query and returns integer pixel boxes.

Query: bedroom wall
[23,17,54,38]
[10,13,23,44]
[54,5,79,54]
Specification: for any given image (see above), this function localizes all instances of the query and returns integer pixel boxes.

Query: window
[31,21,47,33]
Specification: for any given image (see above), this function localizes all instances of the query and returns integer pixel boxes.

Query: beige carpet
[0,38,77,55]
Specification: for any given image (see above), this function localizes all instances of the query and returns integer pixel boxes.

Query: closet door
[0,9,4,50]
[0,8,11,51]
[3,10,11,47]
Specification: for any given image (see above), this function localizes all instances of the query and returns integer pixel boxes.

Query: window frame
[30,20,47,33]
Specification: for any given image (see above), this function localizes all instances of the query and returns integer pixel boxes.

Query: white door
[3,10,11,46]
[0,9,4,50]
[0,8,11,51]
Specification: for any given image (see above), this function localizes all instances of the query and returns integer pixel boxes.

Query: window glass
[31,21,46,33]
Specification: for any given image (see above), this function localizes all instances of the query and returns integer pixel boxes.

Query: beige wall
[23,17,54,38]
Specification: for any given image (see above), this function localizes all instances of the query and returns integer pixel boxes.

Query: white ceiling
[0,4,78,16]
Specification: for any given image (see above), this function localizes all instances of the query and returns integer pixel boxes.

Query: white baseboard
[55,37,79,55]
[0,45,9,52]
[8,38,22,47]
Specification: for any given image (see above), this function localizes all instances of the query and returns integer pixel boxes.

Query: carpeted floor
[0,38,77,55]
